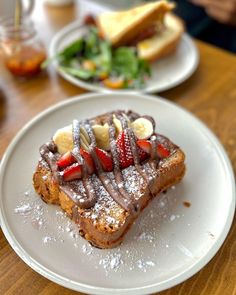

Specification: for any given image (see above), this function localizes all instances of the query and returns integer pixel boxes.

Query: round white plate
[0,93,235,295]
[49,21,199,93]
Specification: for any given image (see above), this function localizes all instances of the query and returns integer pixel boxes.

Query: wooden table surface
[0,2,236,295]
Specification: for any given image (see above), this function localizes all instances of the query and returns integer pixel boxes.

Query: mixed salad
[44,26,151,90]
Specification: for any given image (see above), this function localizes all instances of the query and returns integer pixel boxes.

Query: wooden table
[0,2,236,295]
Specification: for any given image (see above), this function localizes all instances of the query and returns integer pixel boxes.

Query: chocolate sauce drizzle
[39,112,169,215]
[39,142,61,184]
[107,116,138,213]
[61,120,97,209]
[118,114,154,199]
[83,119,136,213]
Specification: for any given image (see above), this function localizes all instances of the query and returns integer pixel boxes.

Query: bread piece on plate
[33,110,185,249]
[96,0,184,62]
[137,13,184,62]
[97,1,174,47]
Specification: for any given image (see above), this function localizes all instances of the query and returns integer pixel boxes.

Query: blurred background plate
[49,0,199,93]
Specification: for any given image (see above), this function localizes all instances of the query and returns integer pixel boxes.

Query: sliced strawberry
[63,163,82,181]
[157,143,170,158]
[137,139,170,159]
[116,130,134,169]
[135,139,150,162]
[136,139,151,154]
[57,151,76,169]
[95,147,113,172]
[80,148,95,174]
[138,146,149,162]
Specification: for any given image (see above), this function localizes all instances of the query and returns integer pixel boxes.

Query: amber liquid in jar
[5,45,46,77]
[0,19,46,78]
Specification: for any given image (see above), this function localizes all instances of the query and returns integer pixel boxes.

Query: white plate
[0,93,235,295]
[49,1,199,93]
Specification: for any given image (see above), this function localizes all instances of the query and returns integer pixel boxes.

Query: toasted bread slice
[33,143,185,248]
[33,110,185,250]
[97,0,174,47]
[137,13,184,62]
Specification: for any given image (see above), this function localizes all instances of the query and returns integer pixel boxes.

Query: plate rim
[49,20,199,94]
[0,92,235,295]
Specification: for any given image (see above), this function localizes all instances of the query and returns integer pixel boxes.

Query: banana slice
[80,126,90,145]
[131,118,153,139]
[113,115,122,134]
[92,123,110,150]
[81,139,89,151]
[53,125,73,154]
[80,132,89,148]
[122,113,131,125]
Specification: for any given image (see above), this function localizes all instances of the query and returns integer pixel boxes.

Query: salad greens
[44,27,151,89]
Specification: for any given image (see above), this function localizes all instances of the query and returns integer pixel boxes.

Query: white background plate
[49,0,199,93]
[0,93,235,295]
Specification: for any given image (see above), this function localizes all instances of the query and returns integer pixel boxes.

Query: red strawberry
[136,139,150,162]
[63,163,82,181]
[157,143,170,158]
[80,148,95,174]
[116,130,134,169]
[138,146,149,162]
[57,151,76,168]
[137,139,151,154]
[95,147,113,172]
[137,140,170,159]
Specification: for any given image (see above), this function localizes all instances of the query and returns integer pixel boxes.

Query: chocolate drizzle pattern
[118,114,152,197]
[71,120,83,163]
[39,111,176,215]
[107,116,138,213]
[83,119,135,212]
[39,142,61,184]
[66,119,97,209]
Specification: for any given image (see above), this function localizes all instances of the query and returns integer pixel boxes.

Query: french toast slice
[33,110,185,249]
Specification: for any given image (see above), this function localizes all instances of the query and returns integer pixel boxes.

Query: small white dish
[49,1,199,93]
[0,93,235,294]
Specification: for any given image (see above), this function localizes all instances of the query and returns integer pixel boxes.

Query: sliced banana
[92,123,110,150]
[80,132,89,148]
[80,126,90,145]
[81,139,89,151]
[122,113,131,125]
[113,115,122,134]
[131,118,153,140]
[53,125,73,154]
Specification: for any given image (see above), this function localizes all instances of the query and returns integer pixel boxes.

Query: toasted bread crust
[137,14,184,62]
[33,148,185,248]
[141,32,182,62]
[97,1,174,47]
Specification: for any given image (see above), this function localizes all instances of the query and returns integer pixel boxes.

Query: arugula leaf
[41,39,84,69]
[84,27,100,57]
[61,39,84,60]
[60,66,95,79]
[138,59,151,77]
[112,47,139,79]
[92,41,112,73]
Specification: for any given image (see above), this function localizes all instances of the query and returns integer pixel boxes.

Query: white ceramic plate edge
[49,20,199,94]
[0,93,235,295]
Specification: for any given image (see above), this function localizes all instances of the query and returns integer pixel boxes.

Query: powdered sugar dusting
[82,244,93,255]
[99,253,124,273]
[123,166,144,196]
[14,204,32,215]
[43,236,56,244]
[81,175,123,228]
[137,259,156,272]
[13,180,193,277]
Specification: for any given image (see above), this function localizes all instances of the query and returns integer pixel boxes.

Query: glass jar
[0,18,46,77]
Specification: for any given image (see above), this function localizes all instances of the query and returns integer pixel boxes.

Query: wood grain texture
[0,1,236,295]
